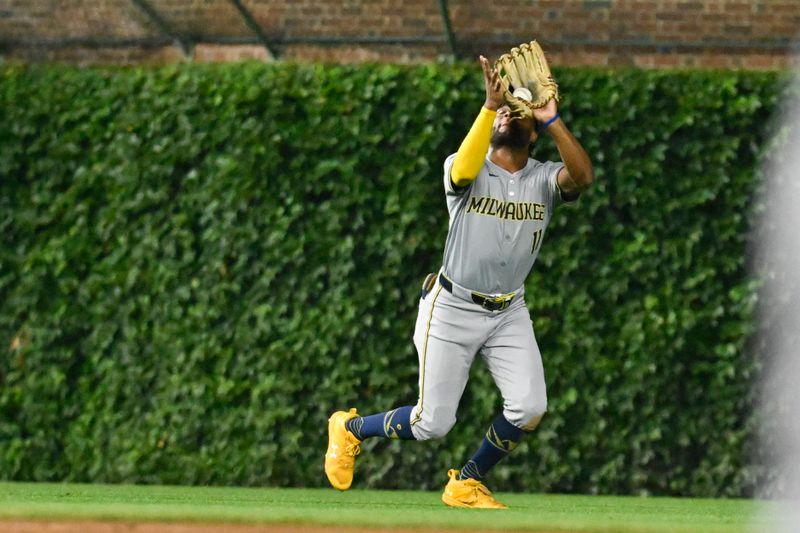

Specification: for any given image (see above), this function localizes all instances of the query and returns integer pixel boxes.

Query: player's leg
[408,282,488,440]
[326,278,485,489]
[326,405,416,491]
[440,299,544,509]
[345,405,416,440]
[346,283,486,441]
[441,297,545,509]
[325,406,417,492]
[458,297,546,482]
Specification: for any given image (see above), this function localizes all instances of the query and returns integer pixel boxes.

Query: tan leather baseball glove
[494,40,559,119]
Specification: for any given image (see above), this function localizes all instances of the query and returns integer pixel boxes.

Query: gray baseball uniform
[408,153,571,440]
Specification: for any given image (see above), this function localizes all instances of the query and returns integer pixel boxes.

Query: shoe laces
[475,482,492,497]
[344,442,361,457]
[457,475,493,499]
[462,478,493,499]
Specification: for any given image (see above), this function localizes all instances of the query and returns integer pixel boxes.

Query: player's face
[491,106,537,148]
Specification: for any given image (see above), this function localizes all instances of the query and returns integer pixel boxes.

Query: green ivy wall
[0,64,780,496]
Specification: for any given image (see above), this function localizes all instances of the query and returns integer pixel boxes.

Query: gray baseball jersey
[442,153,569,295]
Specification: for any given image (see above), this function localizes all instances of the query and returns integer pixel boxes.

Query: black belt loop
[438,272,453,293]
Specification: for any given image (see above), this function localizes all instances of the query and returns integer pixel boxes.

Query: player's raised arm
[533,98,594,197]
[449,56,505,188]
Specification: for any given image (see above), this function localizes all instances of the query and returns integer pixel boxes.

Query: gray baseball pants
[408,274,548,440]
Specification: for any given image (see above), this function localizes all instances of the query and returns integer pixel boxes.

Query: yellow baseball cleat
[441,469,509,509]
[324,408,362,490]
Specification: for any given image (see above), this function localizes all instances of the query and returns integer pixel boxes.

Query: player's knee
[410,409,456,440]
[507,395,548,431]
[521,396,548,430]
[424,423,453,440]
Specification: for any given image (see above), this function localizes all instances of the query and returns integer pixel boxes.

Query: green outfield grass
[0,482,781,532]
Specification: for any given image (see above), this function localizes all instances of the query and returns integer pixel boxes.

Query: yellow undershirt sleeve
[450,106,496,188]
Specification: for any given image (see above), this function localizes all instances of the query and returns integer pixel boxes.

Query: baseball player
[325,52,593,508]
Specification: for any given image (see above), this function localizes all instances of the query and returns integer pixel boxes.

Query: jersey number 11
[531,229,543,254]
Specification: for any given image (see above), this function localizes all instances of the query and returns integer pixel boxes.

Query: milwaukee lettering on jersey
[466,196,546,221]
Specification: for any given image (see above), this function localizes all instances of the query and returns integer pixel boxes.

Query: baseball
[513,87,533,101]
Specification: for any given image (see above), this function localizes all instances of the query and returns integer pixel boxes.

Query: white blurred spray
[756,52,800,531]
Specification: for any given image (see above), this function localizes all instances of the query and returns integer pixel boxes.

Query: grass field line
[0,482,782,533]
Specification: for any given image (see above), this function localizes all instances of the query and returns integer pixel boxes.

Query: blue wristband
[542,113,560,129]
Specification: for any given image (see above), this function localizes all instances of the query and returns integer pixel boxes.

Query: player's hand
[532,98,558,125]
[480,55,504,111]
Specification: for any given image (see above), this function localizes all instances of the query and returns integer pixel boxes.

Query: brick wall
[1,0,798,68]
